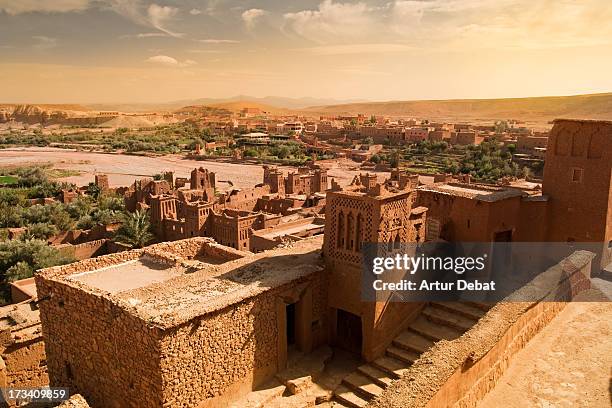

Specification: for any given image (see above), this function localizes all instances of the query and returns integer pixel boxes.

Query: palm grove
[0,165,154,303]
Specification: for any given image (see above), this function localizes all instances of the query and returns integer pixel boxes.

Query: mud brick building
[36,238,327,408]
[0,297,48,396]
[262,165,328,195]
[30,119,612,407]
[139,166,328,251]
[542,119,612,269]
[417,119,612,272]
[324,172,427,360]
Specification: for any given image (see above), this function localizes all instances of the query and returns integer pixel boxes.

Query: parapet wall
[369,250,595,408]
[54,239,109,261]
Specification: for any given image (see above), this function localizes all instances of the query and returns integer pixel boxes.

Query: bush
[25,223,58,240]
[5,262,33,282]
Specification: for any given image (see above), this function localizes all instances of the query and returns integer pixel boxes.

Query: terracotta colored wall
[369,250,595,408]
[36,280,164,408]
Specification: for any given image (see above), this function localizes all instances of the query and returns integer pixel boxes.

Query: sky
[1,0,612,103]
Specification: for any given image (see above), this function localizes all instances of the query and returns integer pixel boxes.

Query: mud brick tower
[324,174,426,360]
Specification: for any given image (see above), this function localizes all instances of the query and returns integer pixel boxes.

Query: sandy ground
[0,147,393,191]
[478,298,612,408]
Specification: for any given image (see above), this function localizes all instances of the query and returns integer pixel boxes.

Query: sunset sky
[1,0,612,103]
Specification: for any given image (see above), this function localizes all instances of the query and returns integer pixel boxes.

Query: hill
[85,96,363,113]
[202,101,296,115]
[302,92,612,124]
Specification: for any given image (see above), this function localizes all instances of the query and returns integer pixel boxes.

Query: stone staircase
[332,302,490,408]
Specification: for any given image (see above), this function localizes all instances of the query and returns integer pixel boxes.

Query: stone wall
[0,301,48,407]
[58,394,91,407]
[0,335,47,390]
[36,238,324,408]
[158,270,328,408]
[36,278,164,408]
[368,250,595,408]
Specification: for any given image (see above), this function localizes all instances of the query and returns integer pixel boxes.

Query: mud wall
[369,250,594,408]
[158,270,328,408]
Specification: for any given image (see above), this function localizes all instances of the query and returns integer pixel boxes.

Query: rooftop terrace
[37,236,324,329]
[418,183,527,202]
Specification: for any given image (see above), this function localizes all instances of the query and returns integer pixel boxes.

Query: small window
[571,168,583,183]
[65,362,73,380]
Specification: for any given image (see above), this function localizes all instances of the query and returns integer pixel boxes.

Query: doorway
[286,302,296,347]
[336,309,362,356]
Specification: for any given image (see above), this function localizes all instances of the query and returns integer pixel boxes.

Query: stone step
[422,305,476,332]
[393,330,435,354]
[430,302,486,321]
[386,346,420,365]
[356,364,394,388]
[464,301,493,312]
[371,356,410,379]
[342,372,385,400]
[333,385,369,408]
[407,316,462,342]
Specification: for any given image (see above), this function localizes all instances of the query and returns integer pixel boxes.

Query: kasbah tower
[543,119,612,269]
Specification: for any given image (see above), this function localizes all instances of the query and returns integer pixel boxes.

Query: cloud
[283,0,377,43]
[147,4,182,37]
[300,43,416,55]
[107,1,183,38]
[137,32,168,38]
[280,0,612,50]
[189,8,201,15]
[145,55,196,67]
[0,0,90,15]
[32,36,58,49]
[197,39,240,44]
[241,8,267,30]
[186,49,228,54]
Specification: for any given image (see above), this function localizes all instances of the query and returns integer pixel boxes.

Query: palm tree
[114,210,154,248]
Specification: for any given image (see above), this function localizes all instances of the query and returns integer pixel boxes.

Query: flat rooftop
[10,277,38,299]
[68,258,184,294]
[38,236,324,329]
[418,183,526,202]
[257,222,323,239]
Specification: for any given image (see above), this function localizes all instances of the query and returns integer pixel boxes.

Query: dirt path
[478,300,612,408]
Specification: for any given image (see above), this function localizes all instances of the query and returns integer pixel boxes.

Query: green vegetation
[0,123,218,155]
[0,239,75,283]
[0,166,125,235]
[114,210,154,249]
[443,141,526,182]
[378,140,539,181]
[0,175,18,185]
[238,141,309,165]
[0,165,130,303]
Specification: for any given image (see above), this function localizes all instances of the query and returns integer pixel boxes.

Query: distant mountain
[13,92,612,125]
[85,96,366,113]
[302,92,612,124]
[175,100,299,115]
[171,95,366,110]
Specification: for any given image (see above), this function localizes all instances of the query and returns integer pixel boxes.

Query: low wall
[369,250,595,408]
[54,239,109,261]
